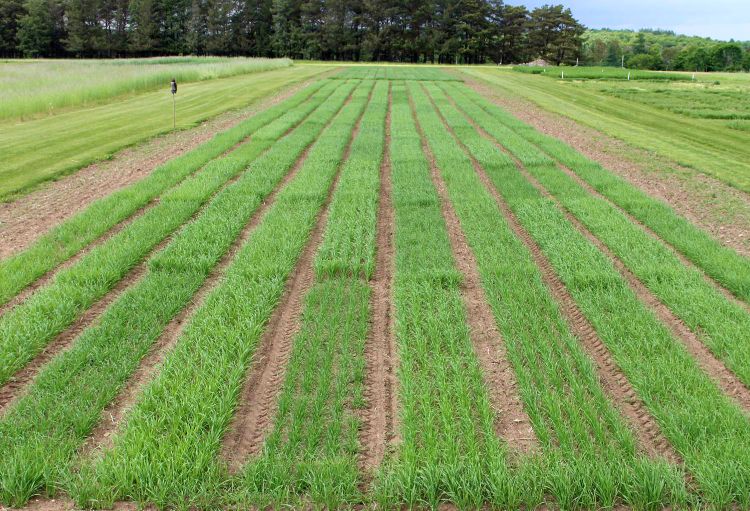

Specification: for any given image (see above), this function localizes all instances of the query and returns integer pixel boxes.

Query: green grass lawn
[0,65,330,200]
[463,67,750,193]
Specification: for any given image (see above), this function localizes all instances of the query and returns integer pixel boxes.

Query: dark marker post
[171,78,177,129]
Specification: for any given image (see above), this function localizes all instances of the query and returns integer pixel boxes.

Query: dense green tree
[17,0,64,56]
[527,4,583,65]
[0,0,26,56]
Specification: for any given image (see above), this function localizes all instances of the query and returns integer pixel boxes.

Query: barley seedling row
[0,80,342,388]
[0,80,326,308]
[240,80,389,509]
[429,80,750,507]
[409,82,688,508]
[436,84,750,394]
[442,82,750,304]
[69,80,373,510]
[0,79,358,509]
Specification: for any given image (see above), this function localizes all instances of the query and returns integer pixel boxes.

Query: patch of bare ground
[8,497,154,511]
[424,88,681,465]
[79,117,321,459]
[459,74,750,258]
[0,74,326,260]
[359,85,399,474]
[448,95,750,417]
[409,92,538,454]
[220,89,362,472]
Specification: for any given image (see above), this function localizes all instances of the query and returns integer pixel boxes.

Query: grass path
[0,65,330,199]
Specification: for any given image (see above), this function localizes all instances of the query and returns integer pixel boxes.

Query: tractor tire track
[360,84,399,473]
[220,89,363,472]
[410,92,538,454]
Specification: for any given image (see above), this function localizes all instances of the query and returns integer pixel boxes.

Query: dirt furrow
[359,84,399,473]
[220,89,363,472]
[426,90,681,465]
[452,100,750,417]
[409,92,538,454]
[80,129,321,459]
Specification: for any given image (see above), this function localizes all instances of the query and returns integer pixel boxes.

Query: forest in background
[0,0,748,71]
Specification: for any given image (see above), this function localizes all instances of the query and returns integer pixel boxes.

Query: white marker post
[171,79,177,130]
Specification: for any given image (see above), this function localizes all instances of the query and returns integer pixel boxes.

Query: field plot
[2,66,750,510]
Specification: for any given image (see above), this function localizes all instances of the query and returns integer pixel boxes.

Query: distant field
[513,65,691,81]
[0,65,328,199]
[465,67,750,192]
[0,57,292,121]
[2,67,750,510]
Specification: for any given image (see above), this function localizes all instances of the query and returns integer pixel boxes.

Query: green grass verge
[461,68,750,192]
[0,79,358,509]
[69,80,372,510]
[0,65,329,199]
[444,81,750,305]
[432,80,750,508]
[411,81,684,509]
[239,80,389,508]
[0,80,341,388]
[0,79,326,308]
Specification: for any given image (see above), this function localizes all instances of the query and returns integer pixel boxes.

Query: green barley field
[1,64,750,510]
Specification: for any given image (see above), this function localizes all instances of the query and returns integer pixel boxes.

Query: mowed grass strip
[409,82,685,509]
[0,80,359,509]
[441,84,750,393]
[444,81,750,304]
[430,82,750,507]
[373,82,510,510]
[71,81,373,511]
[0,80,341,389]
[0,65,329,199]
[239,80,389,509]
[0,79,326,309]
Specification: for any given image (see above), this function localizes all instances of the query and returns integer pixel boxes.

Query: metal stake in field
[171,78,177,129]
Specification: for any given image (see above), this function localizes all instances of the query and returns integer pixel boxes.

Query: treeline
[0,0,585,64]
[582,29,750,72]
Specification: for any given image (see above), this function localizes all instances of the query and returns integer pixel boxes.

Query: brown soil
[220,88,359,472]
[0,76,320,260]
[359,84,399,473]
[411,91,538,454]
[429,90,681,464]
[462,76,750,258]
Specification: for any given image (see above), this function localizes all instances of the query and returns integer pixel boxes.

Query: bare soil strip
[410,94,538,454]
[452,102,750,417]
[551,161,750,314]
[220,91,364,472]
[359,85,399,472]
[0,76,326,260]
[428,92,681,464]
[80,125,322,458]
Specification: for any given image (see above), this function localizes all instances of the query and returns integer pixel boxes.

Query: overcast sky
[509,0,750,41]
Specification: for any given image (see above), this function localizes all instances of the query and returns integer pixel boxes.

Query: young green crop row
[405,81,684,509]
[68,80,374,510]
[0,79,360,508]
[438,84,750,392]
[427,80,750,507]
[333,66,459,82]
[240,79,390,509]
[0,79,326,309]
[0,80,342,389]
[441,82,750,305]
